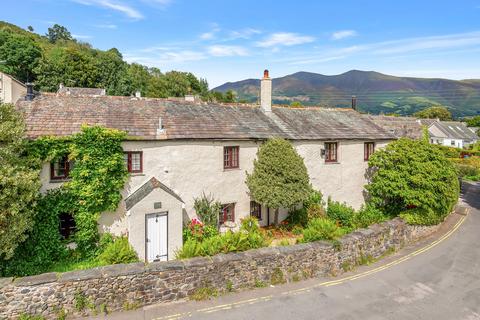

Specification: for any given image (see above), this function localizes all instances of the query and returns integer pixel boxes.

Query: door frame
[145,211,169,262]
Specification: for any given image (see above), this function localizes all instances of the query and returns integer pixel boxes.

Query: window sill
[129,173,145,177]
[49,179,70,183]
[324,161,340,165]
[223,167,240,172]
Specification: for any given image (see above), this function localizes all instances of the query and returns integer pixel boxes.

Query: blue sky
[3,0,480,87]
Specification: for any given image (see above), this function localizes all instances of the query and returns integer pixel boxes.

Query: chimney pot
[351,95,357,110]
[263,69,269,79]
[25,83,35,101]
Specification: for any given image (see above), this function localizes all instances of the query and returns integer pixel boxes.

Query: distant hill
[214,70,480,117]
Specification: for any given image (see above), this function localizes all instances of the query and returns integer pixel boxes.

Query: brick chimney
[260,69,272,112]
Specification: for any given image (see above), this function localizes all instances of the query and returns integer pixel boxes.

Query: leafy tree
[27,26,34,32]
[0,31,41,82]
[465,116,480,128]
[224,90,236,103]
[128,63,151,96]
[35,46,98,91]
[366,138,459,225]
[290,101,303,108]
[0,103,40,259]
[46,24,72,43]
[414,106,452,121]
[246,138,312,225]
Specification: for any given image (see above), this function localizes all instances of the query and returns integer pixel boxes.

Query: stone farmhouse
[16,70,396,263]
[420,119,478,148]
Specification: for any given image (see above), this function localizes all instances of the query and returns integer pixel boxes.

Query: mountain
[214,70,480,117]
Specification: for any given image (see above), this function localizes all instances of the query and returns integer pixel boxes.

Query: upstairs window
[51,155,73,180]
[219,203,235,224]
[250,201,262,220]
[364,142,375,161]
[224,146,239,169]
[325,142,338,163]
[124,151,143,173]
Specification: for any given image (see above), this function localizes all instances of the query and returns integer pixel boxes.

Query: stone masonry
[0,218,442,319]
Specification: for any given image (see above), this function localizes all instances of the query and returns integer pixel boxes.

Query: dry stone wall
[0,218,441,319]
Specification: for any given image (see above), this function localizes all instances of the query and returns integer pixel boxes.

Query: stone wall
[0,218,441,319]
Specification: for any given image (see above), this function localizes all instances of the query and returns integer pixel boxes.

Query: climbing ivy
[28,125,128,257]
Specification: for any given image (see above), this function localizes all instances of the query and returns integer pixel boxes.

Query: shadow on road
[461,181,480,211]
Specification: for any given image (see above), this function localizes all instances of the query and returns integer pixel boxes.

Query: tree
[27,26,34,32]
[0,103,40,259]
[290,101,303,108]
[465,116,480,128]
[246,138,312,225]
[46,24,72,43]
[0,31,41,82]
[366,138,459,225]
[414,106,452,121]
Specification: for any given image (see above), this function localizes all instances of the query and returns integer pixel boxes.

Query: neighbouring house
[366,115,423,139]
[16,70,396,263]
[420,119,478,148]
[0,71,27,104]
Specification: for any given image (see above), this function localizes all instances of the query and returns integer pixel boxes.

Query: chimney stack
[135,90,141,98]
[260,69,272,112]
[25,83,34,101]
[351,95,357,110]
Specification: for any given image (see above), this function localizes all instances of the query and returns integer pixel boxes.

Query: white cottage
[421,119,478,148]
[17,71,395,262]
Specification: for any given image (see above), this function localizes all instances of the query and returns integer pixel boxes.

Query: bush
[366,138,459,225]
[455,164,479,178]
[400,208,444,226]
[301,218,344,243]
[432,145,462,158]
[286,208,308,227]
[175,221,269,259]
[193,193,222,228]
[97,236,139,265]
[353,205,388,229]
[326,198,355,228]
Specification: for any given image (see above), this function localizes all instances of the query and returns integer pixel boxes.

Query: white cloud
[228,28,261,40]
[72,34,92,39]
[72,0,143,19]
[207,45,249,57]
[94,24,117,29]
[200,32,216,40]
[256,32,315,48]
[331,30,357,40]
[373,31,480,54]
[124,50,206,65]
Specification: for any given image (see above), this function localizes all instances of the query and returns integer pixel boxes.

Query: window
[124,151,143,173]
[224,146,239,169]
[324,142,338,163]
[59,213,76,239]
[451,140,455,146]
[364,142,375,161]
[219,203,235,224]
[50,155,73,180]
[250,201,262,220]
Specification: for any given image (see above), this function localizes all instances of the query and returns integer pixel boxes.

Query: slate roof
[16,93,395,141]
[58,86,106,96]
[422,120,478,140]
[366,115,423,139]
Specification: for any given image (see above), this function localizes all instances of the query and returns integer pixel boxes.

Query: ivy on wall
[24,126,128,257]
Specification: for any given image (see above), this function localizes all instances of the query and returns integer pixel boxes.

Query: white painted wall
[0,72,26,104]
[39,138,392,259]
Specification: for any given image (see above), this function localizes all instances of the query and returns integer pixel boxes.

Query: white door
[146,213,168,262]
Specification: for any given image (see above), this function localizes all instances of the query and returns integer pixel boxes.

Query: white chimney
[260,69,272,112]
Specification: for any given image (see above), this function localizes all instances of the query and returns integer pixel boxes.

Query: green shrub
[301,218,344,243]
[455,164,479,177]
[286,208,308,227]
[291,225,303,235]
[326,198,355,228]
[307,203,326,221]
[353,205,388,229]
[193,193,222,227]
[366,138,459,225]
[176,239,202,259]
[432,144,462,158]
[400,208,445,226]
[0,189,69,277]
[240,216,261,233]
[97,236,138,265]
